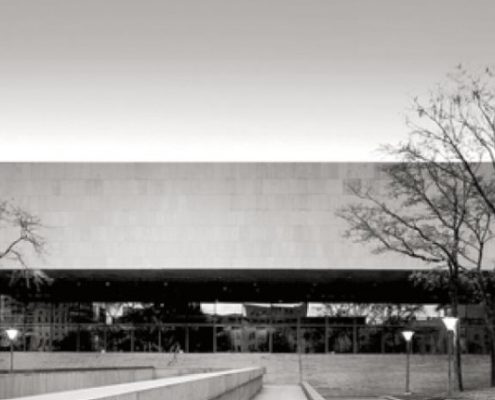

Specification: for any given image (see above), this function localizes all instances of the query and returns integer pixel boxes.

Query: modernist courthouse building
[0,163,487,353]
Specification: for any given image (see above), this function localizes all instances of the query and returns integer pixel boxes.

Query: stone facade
[0,162,422,271]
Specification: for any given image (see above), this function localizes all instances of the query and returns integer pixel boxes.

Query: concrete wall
[5,368,264,400]
[0,367,154,399]
[0,162,425,270]
[0,352,490,396]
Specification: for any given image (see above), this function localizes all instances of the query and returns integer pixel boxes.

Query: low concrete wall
[0,367,154,399]
[4,367,264,400]
[301,382,325,400]
[0,352,299,384]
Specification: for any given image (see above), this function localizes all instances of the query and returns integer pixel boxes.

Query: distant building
[0,295,94,350]
[244,303,307,321]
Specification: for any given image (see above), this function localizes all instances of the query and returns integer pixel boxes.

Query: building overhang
[0,268,447,303]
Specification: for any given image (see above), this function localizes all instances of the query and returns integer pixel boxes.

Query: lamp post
[442,317,458,397]
[5,328,19,373]
[401,330,414,395]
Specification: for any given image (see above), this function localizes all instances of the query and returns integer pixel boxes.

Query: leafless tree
[320,303,423,325]
[0,200,49,289]
[406,66,495,215]
[337,67,495,388]
[401,66,495,386]
[338,161,493,389]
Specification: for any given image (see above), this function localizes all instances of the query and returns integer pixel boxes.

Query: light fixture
[442,316,458,332]
[401,330,415,394]
[5,328,19,373]
[6,328,19,341]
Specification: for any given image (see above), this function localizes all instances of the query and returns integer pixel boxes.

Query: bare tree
[320,303,423,325]
[401,66,495,386]
[338,162,491,389]
[0,200,49,288]
[338,67,495,388]
[406,66,495,215]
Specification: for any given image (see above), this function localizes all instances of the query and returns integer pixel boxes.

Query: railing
[0,322,490,354]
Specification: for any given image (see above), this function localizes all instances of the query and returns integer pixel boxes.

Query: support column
[23,302,27,351]
[158,328,162,352]
[268,324,273,353]
[268,305,273,353]
[430,333,436,354]
[185,325,190,353]
[49,302,54,352]
[148,327,152,352]
[381,329,386,354]
[213,324,217,353]
[352,318,358,354]
[324,317,329,354]
[297,317,302,354]
[76,302,81,352]
[76,324,81,352]
[103,326,108,352]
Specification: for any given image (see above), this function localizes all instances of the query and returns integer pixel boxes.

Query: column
[213,324,217,353]
[158,328,162,352]
[49,302,54,351]
[352,318,358,354]
[324,317,329,354]
[76,324,81,352]
[297,317,302,354]
[185,325,190,353]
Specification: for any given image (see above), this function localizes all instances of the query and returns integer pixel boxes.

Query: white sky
[1,0,494,161]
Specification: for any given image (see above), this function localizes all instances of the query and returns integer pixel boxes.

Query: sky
[1,0,494,161]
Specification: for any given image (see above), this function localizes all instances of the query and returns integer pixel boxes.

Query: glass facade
[0,320,490,354]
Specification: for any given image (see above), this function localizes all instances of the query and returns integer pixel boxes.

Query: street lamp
[5,328,19,373]
[442,317,459,397]
[401,330,415,395]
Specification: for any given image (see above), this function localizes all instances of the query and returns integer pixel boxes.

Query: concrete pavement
[254,385,308,399]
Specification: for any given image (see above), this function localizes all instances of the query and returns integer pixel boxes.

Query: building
[0,163,450,304]
[0,163,491,353]
[0,295,94,350]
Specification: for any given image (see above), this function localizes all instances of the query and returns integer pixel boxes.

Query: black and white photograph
[1,1,495,399]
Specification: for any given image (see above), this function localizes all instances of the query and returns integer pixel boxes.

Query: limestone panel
[0,162,432,270]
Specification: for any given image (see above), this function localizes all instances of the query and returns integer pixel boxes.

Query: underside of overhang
[0,268,448,304]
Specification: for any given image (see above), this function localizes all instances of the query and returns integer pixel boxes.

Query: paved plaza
[254,385,307,400]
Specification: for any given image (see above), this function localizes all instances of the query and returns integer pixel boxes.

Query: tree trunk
[475,272,495,387]
[449,276,464,392]
[491,333,495,387]
[454,332,464,391]
[482,306,495,387]
[480,308,495,387]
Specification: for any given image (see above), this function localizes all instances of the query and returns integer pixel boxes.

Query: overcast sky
[1,0,494,161]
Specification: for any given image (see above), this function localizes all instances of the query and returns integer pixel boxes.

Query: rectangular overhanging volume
[0,268,447,303]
